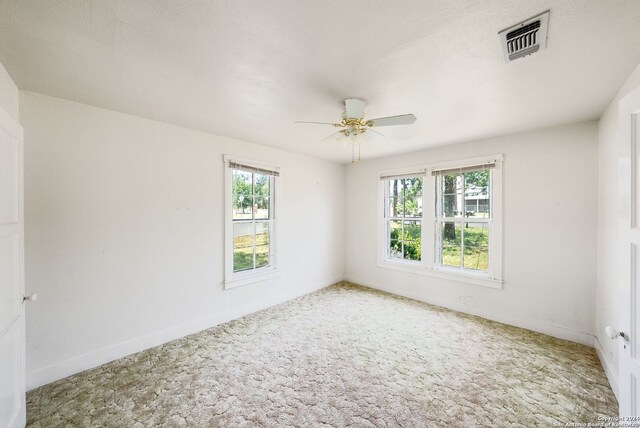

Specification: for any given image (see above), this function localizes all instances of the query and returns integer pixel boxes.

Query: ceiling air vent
[499,10,550,62]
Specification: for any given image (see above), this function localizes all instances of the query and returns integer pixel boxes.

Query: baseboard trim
[594,335,619,401]
[26,274,343,391]
[346,275,595,347]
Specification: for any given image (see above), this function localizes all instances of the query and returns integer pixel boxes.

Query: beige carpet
[27,282,617,427]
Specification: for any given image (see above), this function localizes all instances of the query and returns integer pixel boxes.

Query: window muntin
[231,169,274,272]
[384,177,423,262]
[436,169,491,273]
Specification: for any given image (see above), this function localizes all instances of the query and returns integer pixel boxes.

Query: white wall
[0,61,18,122]
[596,63,640,399]
[345,122,599,346]
[20,91,344,390]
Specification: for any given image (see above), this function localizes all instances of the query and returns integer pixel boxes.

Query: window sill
[376,260,503,289]
[224,268,281,290]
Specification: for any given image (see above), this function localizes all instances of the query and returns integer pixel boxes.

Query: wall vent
[499,10,550,62]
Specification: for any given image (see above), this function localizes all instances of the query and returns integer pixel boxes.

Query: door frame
[618,85,640,417]
[0,104,25,428]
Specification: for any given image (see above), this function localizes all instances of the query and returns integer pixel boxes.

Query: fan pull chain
[350,143,361,164]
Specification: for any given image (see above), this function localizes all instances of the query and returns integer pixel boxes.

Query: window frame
[224,155,280,289]
[377,155,503,289]
[382,171,426,265]
[434,168,493,276]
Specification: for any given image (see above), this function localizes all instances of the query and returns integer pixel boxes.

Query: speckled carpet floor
[27,282,617,427]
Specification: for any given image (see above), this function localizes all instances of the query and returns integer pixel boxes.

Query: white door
[619,86,640,417]
[0,105,25,427]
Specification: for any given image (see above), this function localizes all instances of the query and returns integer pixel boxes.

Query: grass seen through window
[441,222,489,270]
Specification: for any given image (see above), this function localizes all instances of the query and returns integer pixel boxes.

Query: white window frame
[377,155,503,289]
[224,155,281,289]
[379,167,427,267]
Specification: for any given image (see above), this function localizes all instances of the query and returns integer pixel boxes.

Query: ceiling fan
[296,99,417,163]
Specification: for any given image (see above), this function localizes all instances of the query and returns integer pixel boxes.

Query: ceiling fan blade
[345,99,365,119]
[295,121,337,126]
[367,114,417,127]
[336,130,351,143]
[320,130,344,142]
[364,129,384,142]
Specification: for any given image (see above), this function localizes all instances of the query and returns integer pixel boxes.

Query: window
[378,156,503,288]
[383,175,424,262]
[435,166,491,273]
[224,156,279,289]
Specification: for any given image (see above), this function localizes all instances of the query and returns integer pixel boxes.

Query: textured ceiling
[1,1,640,163]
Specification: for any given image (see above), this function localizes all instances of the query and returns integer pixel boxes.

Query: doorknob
[606,326,628,341]
[23,293,37,302]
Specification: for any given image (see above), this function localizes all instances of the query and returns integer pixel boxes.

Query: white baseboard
[27,274,343,391]
[594,335,619,401]
[346,275,595,347]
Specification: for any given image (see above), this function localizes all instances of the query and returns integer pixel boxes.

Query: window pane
[403,220,421,261]
[388,179,404,217]
[403,177,423,217]
[233,222,254,271]
[403,220,421,241]
[389,220,402,258]
[464,170,490,219]
[463,222,489,271]
[255,223,270,268]
[441,222,461,267]
[255,245,270,268]
[389,240,402,258]
[255,196,270,220]
[404,197,422,218]
[255,222,270,246]
[389,220,402,239]
[441,174,462,218]
[232,170,253,220]
[388,197,404,218]
[254,174,270,198]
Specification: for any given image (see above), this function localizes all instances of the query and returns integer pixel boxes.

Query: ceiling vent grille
[499,10,550,62]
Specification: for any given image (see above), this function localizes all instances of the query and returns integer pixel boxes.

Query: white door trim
[618,85,640,417]
[0,103,25,428]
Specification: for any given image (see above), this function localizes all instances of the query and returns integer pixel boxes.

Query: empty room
[2,1,640,427]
